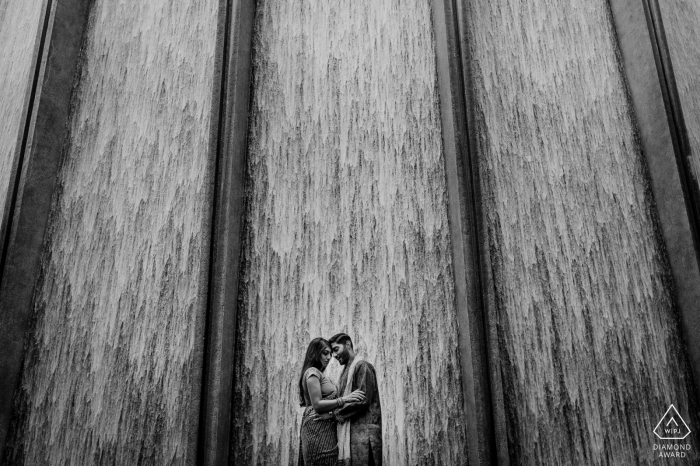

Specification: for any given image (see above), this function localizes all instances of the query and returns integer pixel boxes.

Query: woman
[298,338,365,466]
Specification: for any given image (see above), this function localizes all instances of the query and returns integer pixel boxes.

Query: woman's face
[320,345,332,370]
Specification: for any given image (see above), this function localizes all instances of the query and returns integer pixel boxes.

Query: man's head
[329,332,355,366]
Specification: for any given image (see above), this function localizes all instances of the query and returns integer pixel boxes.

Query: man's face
[331,341,351,366]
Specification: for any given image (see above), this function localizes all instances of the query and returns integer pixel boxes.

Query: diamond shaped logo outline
[654,405,691,440]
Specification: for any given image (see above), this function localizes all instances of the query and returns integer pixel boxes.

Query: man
[329,333,382,466]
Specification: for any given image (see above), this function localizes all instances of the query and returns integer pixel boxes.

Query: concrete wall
[231,1,468,464]
[2,0,219,464]
[658,0,700,195]
[462,0,699,463]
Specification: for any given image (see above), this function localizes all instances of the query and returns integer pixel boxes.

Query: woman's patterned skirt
[298,404,338,466]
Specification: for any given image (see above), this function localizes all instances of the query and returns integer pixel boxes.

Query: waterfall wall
[658,1,700,189]
[463,0,699,463]
[3,0,219,464]
[232,1,468,464]
[1,0,699,464]
[0,0,45,230]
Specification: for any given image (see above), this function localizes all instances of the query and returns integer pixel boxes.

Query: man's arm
[334,362,376,423]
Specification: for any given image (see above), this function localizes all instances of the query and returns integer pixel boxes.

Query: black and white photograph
[0,0,698,464]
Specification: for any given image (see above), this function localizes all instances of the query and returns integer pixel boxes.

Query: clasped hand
[311,390,365,421]
[344,389,366,404]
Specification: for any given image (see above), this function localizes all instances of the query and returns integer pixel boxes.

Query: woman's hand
[343,389,365,404]
[312,412,335,422]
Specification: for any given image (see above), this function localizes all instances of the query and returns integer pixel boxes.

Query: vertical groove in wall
[199,0,256,464]
[232,1,468,464]
[198,0,232,461]
[463,0,699,463]
[450,0,512,462]
[3,0,219,464]
[0,0,47,276]
[431,0,501,463]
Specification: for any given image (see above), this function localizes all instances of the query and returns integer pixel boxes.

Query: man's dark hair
[328,332,353,349]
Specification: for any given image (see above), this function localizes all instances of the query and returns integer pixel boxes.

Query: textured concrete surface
[462,0,700,464]
[0,0,45,251]
[659,0,700,191]
[232,1,467,464]
[3,0,219,464]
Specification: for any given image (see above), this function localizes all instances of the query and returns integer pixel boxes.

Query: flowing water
[232,1,468,464]
[4,0,219,464]
[3,0,699,464]
[463,0,699,463]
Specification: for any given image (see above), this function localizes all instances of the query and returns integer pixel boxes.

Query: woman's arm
[307,375,365,414]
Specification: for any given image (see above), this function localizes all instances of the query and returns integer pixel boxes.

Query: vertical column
[430,0,504,464]
[198,0,256,465]
[648,0,700,264]
[642,0,700,386]
[656,0,700,178]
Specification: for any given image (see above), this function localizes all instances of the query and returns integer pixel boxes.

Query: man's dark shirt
[335,359,382,465]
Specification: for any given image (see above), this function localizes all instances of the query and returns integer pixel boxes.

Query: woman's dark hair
[298,337,331,406]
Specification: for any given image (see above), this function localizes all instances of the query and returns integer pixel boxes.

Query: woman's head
[298,337,332,405]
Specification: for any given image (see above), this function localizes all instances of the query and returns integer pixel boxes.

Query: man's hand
[312,412,335,422]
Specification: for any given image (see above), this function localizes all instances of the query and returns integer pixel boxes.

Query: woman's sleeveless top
[302,367,337,407]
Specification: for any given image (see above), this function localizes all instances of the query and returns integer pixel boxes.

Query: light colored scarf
[337,355,363,465]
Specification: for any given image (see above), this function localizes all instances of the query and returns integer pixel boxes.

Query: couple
[298,333,382,466]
